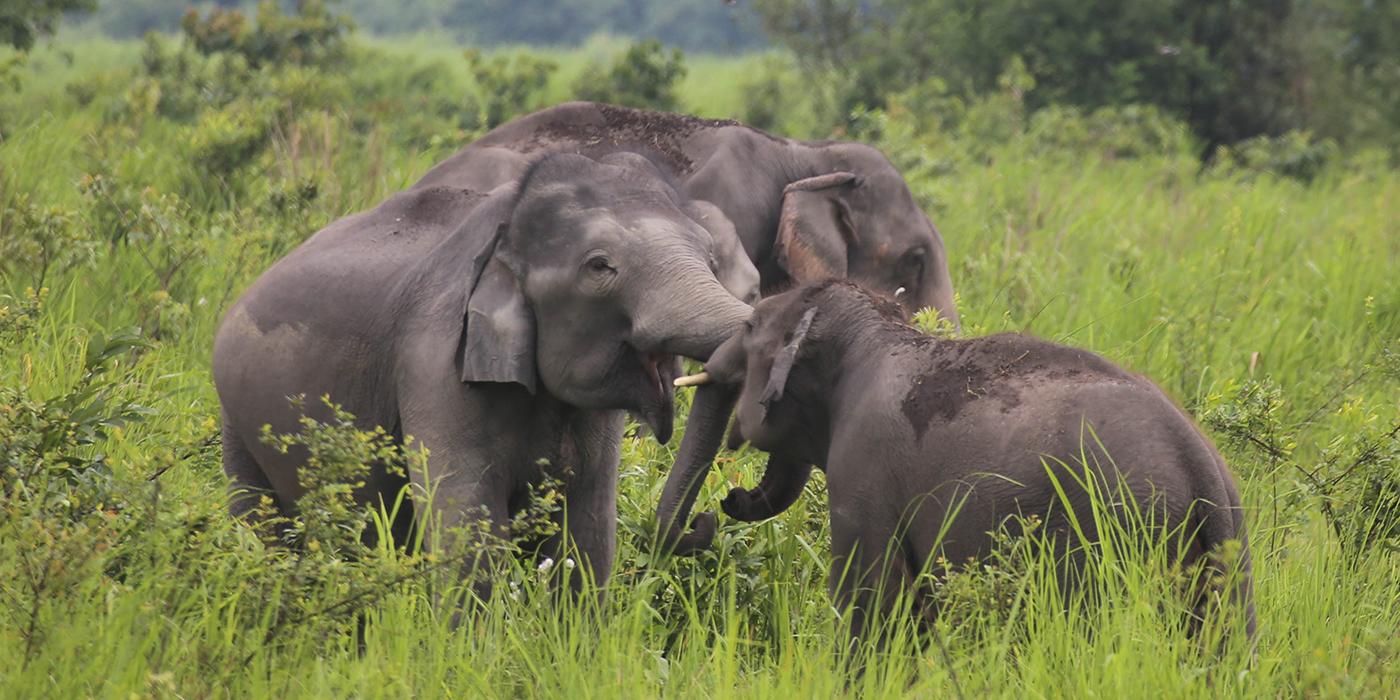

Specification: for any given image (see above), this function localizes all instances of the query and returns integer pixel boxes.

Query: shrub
[574,40,687,112]
[1203,375,1400,555]
[0,196,95,288]
[186,99,277,181]
[1210,131,1339,183]
[0,0,95,52]
[464,49,557,129]
[0,327,151,524]
[180,0,352,69]
[1026,104,1193,160]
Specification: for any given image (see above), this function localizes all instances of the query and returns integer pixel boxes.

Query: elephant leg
[221,415,292,542]
[399,401,516,605]
[829,507,915,669]
[541,412,625,595]
[409,457,512,605]
[396,354,539,604]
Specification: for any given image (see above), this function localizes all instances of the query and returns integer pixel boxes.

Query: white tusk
[894,286,907,298]
[673,371,711,387]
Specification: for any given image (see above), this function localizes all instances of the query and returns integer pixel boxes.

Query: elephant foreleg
[829,510,917,669]
[540,412,624,594]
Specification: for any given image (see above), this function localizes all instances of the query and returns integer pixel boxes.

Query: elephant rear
[908,334,1256,641]
[1035,372,1257,641]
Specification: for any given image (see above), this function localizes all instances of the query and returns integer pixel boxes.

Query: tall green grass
[1,37,1398,697]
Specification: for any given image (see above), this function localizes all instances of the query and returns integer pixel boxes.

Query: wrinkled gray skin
[414,102,958,326]
[671,281,1256,649]
[213,153,755,593]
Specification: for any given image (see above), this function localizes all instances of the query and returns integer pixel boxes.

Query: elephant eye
[585,254,617,275]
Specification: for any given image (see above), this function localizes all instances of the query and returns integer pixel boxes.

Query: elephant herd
[213,102,1254,652]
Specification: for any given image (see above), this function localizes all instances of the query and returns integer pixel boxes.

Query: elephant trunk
[654,381,737,555]
[720,455,813,522]
[634,277,752,362]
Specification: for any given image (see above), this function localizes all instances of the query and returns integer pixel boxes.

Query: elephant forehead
[575,211,707,249]
[624,214,707,243]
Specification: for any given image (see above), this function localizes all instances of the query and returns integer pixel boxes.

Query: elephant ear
[774,172,862,283]
[461,250,536,392]
[437,183,538,393]
[759,307,817,422]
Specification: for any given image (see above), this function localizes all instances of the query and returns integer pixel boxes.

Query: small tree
[464,49,557,129]
[750,0,1307,149]
[0,0,95,51]
[574,40,687,111]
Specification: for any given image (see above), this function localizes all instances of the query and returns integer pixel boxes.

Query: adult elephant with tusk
[413,102,959,327]
[213,153,757,594]
[411,102,960,555]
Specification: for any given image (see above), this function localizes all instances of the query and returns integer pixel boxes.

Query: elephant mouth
[634,348,679,444]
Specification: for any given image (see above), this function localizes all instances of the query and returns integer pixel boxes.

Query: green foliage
[464,48,556,128]
[749,0,1393,152]
[1,326,150,523]
[260,397,411,551]
[186,99,277,180]
[2,35,1399,696]
[0,196,93,288]
[1210,131,1340,183]
[181,1,353,69]
[574,39,688,111]
[735,55,793,132]
[0,0,95,51]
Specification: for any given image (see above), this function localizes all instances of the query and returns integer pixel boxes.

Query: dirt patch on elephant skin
[899,334,1131,439]
[525,104,742,173]
[384,186,485,229]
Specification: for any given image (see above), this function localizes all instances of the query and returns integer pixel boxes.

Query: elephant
[212,152,757,593]
[412,101,959,326]
[666,281,1256,650]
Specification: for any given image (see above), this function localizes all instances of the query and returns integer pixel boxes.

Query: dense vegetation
[752,0,1400,153]
[2,4,1398,696]
[78,0,764,51]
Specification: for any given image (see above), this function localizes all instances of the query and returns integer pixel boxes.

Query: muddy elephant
[666,281,1256,648]
[413,101,959,326]
[213,153,757,592]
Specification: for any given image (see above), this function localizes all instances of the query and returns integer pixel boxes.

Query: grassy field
[2,33,1399,697]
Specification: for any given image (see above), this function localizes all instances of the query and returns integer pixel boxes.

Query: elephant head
[774,143,958,328]
[454,153,758,444]
[657,282,898,552]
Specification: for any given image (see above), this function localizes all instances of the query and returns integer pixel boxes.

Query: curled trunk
[654,382,737,555]
[720,455,813,522]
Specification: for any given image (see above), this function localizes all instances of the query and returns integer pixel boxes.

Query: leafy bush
[464,49,556,129]
[750,0,1307,149]
[186,100,277,181]
[181,0,352,69]
[0,0,95,51]
[1203,375,1400,555]
[1210,131,1339,183]
[1,327,150,524]
[1026,104,1193,160]
[0,196,94,288]
[574,40,687,112]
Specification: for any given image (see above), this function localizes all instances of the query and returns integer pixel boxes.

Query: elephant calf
[667,281,1256,650]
